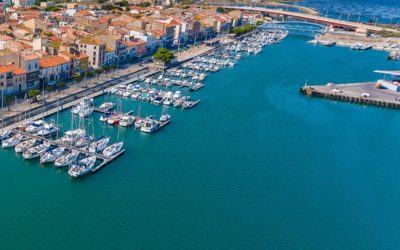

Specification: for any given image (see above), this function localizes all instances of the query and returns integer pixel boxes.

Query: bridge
[263,21,326,34]
[221,6,397,34]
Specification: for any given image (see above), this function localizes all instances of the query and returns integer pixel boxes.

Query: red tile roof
[39,56,68,68]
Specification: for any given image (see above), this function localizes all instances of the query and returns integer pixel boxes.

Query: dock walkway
[15,129,125,173]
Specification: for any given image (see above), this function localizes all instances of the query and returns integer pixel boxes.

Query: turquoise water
[2,35,400,249]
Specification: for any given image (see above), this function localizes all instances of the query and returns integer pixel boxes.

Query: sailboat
[103,142,124,157]
[15,138,38,153]
[68,156,97,177]
[159,105,171,123]
[87,136,110,153]
[2,133,23,149]
[23,143,51,160]
[55,150,80,168]
[40,147,66,164]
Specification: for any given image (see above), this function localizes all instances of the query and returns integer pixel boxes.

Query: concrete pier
[300,82,400,109]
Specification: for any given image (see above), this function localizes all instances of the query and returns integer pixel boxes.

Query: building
[0,64,27,96]
[20,53,40,89]
[77,37,106,69]
[39,56,70,85]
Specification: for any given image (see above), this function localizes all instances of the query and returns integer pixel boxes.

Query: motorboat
[119,115,135,127]
[79,107,94,118]
[134,118,144,128]
[163,97,173,106]
[55,150,80,168]
[160,113,171,123]
[72,98,93,115]
[88,137,110,153]
[40,147,66,164]
[68,156,97,177]
[99,111,115,122]
[59,129,86,145]
[351,43,372,50]
[15,138,38,153]
[152,96,164,105]
[23,143,50,160]
[319,40,336,47]
[173,99,183,108]
[36,123,59,137]
[2,134,23,149]
[141,119,160,133]
[107,114,121,125]
[103,142,124,157]
[99,102,115,110]
[25,120,45,134]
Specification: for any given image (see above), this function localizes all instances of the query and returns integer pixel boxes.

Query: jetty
[300,82,400,109]
[14,129,125,173]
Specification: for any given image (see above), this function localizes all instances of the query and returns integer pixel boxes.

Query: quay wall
[299,85,400,109]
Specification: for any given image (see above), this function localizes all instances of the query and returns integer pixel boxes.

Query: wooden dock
[300,82,400,109]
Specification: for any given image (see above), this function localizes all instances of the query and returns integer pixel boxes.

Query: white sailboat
[55,150,80,168]
[40,147,66,164]
[87,137,110,153]
[68,156,97,177]
[103,142,124,157]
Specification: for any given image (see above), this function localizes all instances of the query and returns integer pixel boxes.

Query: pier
[14,129,125,172]
[300,82,400,109]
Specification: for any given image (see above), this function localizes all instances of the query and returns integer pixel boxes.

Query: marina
[0,28,288,178]
[3,28,400,250]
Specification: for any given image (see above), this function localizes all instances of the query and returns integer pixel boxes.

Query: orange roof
[0,64,16,74]
[124,39,146,47]
[75,53,89,60]
[13,68,26,75]
[152,30,165,36]
[39,56,68,68]
[0,64,26,75]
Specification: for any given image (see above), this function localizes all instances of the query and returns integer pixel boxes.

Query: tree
[137,1,151,7]
[256,20,264,26]
[4,95,14,111]
[153,48,175,65]
[95,68,104,80]
[57,81,66,89]
[103,66,111,77]
[85,71,94,86]
[28,89,40,99]
[74,74,82,83]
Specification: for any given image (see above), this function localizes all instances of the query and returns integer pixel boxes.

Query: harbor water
[2,35,400,249]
